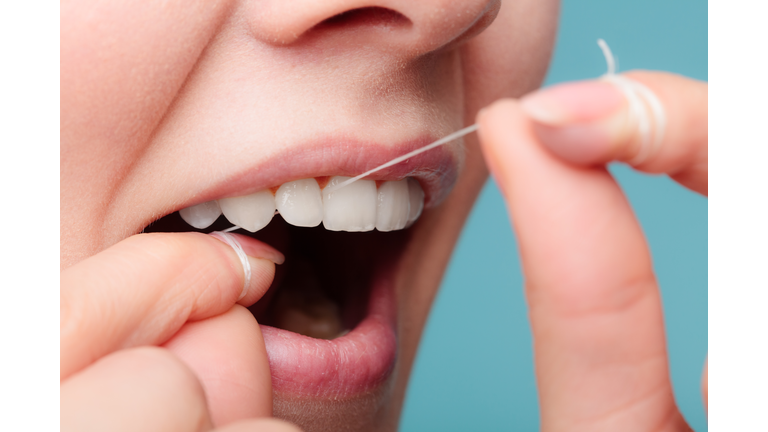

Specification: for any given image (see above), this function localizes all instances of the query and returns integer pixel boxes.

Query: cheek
[62,0,235,171]
[461,0,559,114]
[61,0,236,264]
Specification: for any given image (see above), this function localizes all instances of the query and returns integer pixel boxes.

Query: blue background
[400,0,708,431]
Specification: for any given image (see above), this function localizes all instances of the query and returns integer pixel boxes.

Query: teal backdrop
[399,0,708,431]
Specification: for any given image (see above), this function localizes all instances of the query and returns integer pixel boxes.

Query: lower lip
[259,266,398,398]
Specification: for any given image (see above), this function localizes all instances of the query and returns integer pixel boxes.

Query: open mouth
[140,136,463,399]
[145,201,404,398]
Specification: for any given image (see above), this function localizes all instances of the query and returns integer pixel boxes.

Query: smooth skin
[477,70,707,431]
[61,70,707,431]
[60,0,559,430]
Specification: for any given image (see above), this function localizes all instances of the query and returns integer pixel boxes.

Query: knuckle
[528,272,657,320]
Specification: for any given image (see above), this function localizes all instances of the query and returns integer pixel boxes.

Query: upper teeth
[178,176,425,232]
[322,177,378,232]
[375,179,409,232]
[218,190,275,232]
[276,179,323,227]
[178,200,222,230]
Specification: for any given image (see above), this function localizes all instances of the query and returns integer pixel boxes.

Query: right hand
[477,70,707,430]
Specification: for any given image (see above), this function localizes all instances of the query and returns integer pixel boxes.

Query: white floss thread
[209,231,252,300]
[323,124,479,194]
[326,40,666,193]
[217,40,662,200]
[597,39,667,166]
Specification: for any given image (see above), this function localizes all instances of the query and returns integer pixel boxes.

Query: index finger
[520,71,708,195]
[477,100,689,430]
[61,232,283,380]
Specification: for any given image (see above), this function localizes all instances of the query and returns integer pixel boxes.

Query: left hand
[476,71,707,431]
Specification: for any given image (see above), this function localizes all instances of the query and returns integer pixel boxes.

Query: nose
[246,0,500,57]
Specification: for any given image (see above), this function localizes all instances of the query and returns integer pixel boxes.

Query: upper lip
[156,133,463,226]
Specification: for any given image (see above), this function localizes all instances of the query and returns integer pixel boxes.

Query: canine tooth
[218,190,275,232]
[275,179,323,227]
[406,177,424,227]
[179,200,222,229]
[322,176,377,232]
[376,179,410,232]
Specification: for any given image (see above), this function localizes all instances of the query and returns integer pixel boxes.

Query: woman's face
[61,0,557,430]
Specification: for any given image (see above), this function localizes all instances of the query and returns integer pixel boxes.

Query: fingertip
[476,98,520,151]
[476,100,509,178]
[225,234,282,306]
[517,72,707,195]
[207,232,282,305]
[520,80,623,125]
[477,98,522,144]
[229,233,285,265]
[477,98,516,121]
[476,98,513,123]
[527,121,616,165]
[239,256,275,306]
[518,80,626,166]
[209,232,284,265]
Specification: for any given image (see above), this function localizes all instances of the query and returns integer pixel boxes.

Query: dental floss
[324,39,665,195]
[209,231,252,300]
[216,39,664,233]
[219,208,280,233]
[597,39,666,165]
[323,124,479,194]
[597,38,617,75]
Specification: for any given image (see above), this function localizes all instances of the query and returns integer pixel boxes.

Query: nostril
[250,1,496,52]
[317,7,411,30]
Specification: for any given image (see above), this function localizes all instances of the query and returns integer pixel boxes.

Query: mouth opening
[144,211,410,340]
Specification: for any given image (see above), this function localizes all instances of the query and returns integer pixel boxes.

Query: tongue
[266,260,348,340]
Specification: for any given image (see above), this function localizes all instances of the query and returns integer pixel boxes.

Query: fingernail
[236,236,285,265]
[209,232,284,301]
[520,81,626,164]
[210,232,284,265]
[520,80,624,126]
